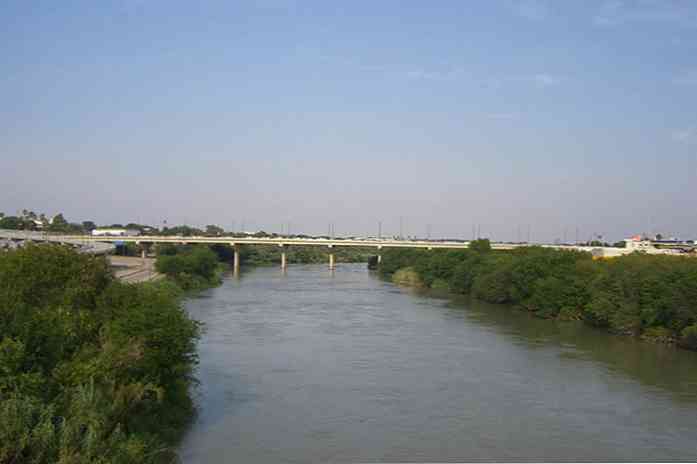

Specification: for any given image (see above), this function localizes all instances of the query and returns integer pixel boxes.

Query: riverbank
[378,241,697,351]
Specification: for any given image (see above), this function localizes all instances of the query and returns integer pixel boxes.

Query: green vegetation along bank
[155,244,224,291]
[236,244,375,266]
[378,240,697,351]
[154,243,373,276]
[0,245,201,463]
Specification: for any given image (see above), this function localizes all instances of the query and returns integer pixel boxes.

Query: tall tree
[205,225,224,236]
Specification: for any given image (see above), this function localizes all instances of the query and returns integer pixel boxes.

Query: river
[179,264,697,462]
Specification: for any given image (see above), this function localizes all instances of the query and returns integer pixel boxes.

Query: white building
[91,228,140,237]
[624,235,654,252]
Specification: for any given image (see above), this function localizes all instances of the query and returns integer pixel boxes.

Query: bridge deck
[58,235,482,249]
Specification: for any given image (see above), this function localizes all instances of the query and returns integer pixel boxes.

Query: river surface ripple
[179,264,697,462]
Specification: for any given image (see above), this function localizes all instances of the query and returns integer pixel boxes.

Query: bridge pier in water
[232,243,240,276]
[328,245,335,270]
[280,244,287,270]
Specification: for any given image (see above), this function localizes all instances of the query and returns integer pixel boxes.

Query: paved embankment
[108,256,163,283]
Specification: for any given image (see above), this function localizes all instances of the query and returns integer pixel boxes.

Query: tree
[48,213,69,232]
[469,238,492,253]
[82,221,97,232]
[205,224,224,236]
[0,216,25,230]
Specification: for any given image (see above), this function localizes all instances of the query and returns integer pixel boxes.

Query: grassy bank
[379,240,697,351]
[0,244,201,463]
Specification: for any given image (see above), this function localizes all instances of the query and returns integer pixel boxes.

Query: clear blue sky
[2,1,696,242]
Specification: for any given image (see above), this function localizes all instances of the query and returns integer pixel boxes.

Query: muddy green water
[180,264,697,462]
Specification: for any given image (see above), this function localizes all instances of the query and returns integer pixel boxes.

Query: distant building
[625,236,654,252]
[91,228,140,237]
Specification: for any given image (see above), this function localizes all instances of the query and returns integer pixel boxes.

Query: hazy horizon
[3,1,696,242]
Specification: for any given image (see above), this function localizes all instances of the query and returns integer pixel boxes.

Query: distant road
[0,229,115,254]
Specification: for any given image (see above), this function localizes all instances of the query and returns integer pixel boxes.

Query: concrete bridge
[51,235,492,271]
[1,230,639,273]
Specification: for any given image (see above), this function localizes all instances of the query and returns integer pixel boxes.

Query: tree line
[378,240,697,351]
[238,244,375,266]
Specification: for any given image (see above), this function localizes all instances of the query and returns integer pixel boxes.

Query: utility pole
[399,216,403,240]
[427,224,431,240]
[378,220,382,239]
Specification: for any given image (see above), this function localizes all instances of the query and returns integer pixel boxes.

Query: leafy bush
[155,245,221,290]
[0,244,201,463]
[679,324,697,350]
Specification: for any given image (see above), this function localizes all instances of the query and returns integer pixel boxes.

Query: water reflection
[426,292,697,403]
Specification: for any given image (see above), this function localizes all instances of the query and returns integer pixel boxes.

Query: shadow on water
[403,285,697,404]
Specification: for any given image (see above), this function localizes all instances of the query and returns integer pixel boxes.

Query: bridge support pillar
[377,245,382,265]
[377,254,382,264]
[232,243,240,275]
[280,244,287,270]
[328,245,335,270]
[141,244,147,262]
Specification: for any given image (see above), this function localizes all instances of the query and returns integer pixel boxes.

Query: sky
[2,0,696,242]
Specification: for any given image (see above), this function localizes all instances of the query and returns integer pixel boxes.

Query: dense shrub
[680,324,697,350]
[379,245,697,350]
[0,244,201,463]
[155,245,222,290]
